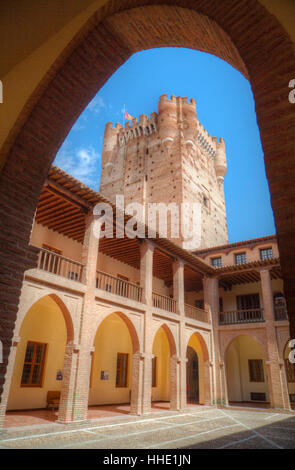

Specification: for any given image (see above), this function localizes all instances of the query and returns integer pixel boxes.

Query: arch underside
[1,0,295,403]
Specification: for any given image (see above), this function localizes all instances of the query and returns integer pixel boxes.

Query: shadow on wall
[180,414,295,449]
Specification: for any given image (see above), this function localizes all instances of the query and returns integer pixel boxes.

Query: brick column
[0,336,21,429]
[57,212,99,423]
[130,350,143,415]
[140,241,154,414]
[203,276,226,405]
[260,268,290,410]
[172,259,186,410]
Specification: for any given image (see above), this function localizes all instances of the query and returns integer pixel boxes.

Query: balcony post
[203,276,227,405]
[140,241,154,414]
[259,268,290,410]
[172,258,185,315]
[58,212,100,424]
[172,258,186,410]
[81,212,99,287]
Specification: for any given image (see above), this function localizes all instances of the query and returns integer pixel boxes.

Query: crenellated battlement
[100,93,228,250]
[159,93,196,107]
[197,122,218,157]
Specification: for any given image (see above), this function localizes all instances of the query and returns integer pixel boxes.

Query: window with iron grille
[116,353,128,387]
[250,392,266,401]
[248,359,264,382]
[285,359,295,383]
[260,248,273,260]
[235,252,247,265]
[211,257,222,268]
[152,356,157,387]
[21,341,47,386]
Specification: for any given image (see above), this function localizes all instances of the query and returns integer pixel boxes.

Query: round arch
[89,311,141,413]
[1,0,295,402]
[5,293,71,415]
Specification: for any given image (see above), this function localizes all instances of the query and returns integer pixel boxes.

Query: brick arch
[188,331,209,361]
[223,333,268,360]
[92,311,140,353]
[17,293,75,344]
[187,331,211,405]
[282,337,293,359]
[153,323,177,356]
[48,294,75,344]
[1,0,295,402]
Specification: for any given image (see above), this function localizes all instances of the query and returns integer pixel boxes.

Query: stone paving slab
[1,407,295,449]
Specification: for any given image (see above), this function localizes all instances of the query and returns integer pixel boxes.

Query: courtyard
[1,406,295,449]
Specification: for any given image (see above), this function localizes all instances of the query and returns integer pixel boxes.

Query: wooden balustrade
[96,270,142,302]
[37,247,84,282]
[152,292,177,313]
[219,308,265,325]
[184,303,209,323]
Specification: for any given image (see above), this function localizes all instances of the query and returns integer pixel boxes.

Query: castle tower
[100,95,228,249]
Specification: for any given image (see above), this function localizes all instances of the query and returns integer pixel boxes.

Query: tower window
[260,248,273,260]
[211,257,222,268]
[235,252,247,265]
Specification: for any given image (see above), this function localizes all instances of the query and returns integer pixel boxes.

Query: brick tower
[100,94,228,249]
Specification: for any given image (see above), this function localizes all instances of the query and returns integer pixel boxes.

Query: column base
[56,418,90,427]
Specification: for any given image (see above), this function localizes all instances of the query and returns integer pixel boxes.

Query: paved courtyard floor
[1,405,295,449]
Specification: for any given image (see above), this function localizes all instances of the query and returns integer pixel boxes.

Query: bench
[47,391,61,410]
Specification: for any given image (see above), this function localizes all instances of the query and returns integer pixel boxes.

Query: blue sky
[53,47,276,243]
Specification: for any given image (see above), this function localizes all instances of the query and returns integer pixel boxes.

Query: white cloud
[88,95,106,115]
[72,122,86,131]
[54,145,101,190]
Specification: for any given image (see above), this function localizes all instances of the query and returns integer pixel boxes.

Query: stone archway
[1,294,75,426]
[1,1,295,406]
[90,311,142,415]
[225,334,270,406]
[187,331,211,406]
[152,323,178,410]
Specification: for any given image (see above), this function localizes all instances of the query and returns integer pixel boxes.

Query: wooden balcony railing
[274,306,288,321]
[184,303,209,323]
[37,248,84,282]
[219,308,265,325]
[96,270,143,302]
[152,292,177,313]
